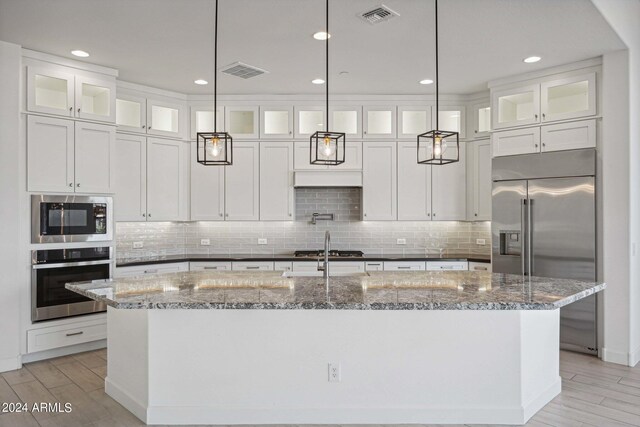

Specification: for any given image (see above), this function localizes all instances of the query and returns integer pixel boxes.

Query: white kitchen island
[67,271,605,425]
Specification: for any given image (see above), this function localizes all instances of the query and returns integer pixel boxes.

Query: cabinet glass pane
[367,111,392,134]
[498,93,534,124]
[438,110,461,132]
[332,111,357,134]
[81,83,111,116]
[116,99,141,128]
[478,107,491,132]
[195,110,223,133]
[264,110,289,134]
[299,110,324,134]
[547,81,589,116]
[34,75,68,111]
[402,110,428,135]
[151,105,179,132]
[229,110,255,134]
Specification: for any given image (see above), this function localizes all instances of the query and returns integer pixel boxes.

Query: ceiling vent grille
[220,62,268,79]
[359,5,400,25]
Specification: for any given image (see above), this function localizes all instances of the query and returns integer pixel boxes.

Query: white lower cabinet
[467,140,492,221]
[115,262,189,278]
[190,261,232,271]
[363,141,397,220]
[397,142,431,220]
[274,261,293,271]
[232,261,274,271]
[426,261,468,271]
[365,262,384,272]
[292,261,365,273]
[469,261,492,272]
[491,127,540,157]
[260,141,294,220]
[383,261,426,271]
[27,318,107,354]
[541,119,596,152]
[431,142,467,220]
[225,142,260,220]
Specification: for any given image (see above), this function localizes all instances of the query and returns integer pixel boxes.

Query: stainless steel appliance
[32,195,113,243]
[31,247,111,322]
[492,148,597,355]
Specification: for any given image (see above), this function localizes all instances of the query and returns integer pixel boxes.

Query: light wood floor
[0,349,638,427]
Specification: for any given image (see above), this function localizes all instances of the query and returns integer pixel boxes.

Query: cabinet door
[384,261,426,271]
[491,84,540,130]
[27,66,74,117]
[190,262,232,271]
[116,93,147,134]
[190,106,224,139]
[225,142,259,220]
[293,141,328,170]
[363,141,397,220]
[190,141,225,221]
[491,127,540,157]
[147,99,187,139]
[113,134,147,221]
[436,105,466,139]
[467,140,491,221]
[295,106,325,139]
[330,106,362,139]
[260,106,293,139]
[146,138,187,221]
[232,262,274,271]
[363,106,396,139]
[260,141,294,220]
[541,72,596,122]
[226,106,259,139]
[469,262,492,272]
[541,119,596,153]
[397,142,431,220]
[471,102,491,138]
[74,122,115,194]
[397,106,432,139]
[431,142,466,220]
[75,75,116,123]
[27,115,75,192]
[332,141,363,170]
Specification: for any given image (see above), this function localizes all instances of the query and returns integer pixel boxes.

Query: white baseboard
[631,344,640,367]
[603,346,640,367]
[522,377,562,422]
[21,339,106,364]
[105,378,147,423]
[0,355,21,373]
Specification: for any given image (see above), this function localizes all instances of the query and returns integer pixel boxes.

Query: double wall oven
[31,195,113,322]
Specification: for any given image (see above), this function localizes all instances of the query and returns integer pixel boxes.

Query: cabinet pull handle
[397,266,412,270]
[203,266,218,270]
[368,263,381,266]
[144,269,158,274]
[474,266,488,271]
[246,266,260,270]
[66,331,83,337]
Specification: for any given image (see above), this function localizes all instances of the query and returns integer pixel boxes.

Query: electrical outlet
[328,363,341,382]
[476,239,486,245]
[396,238,407,245]
[200,239,210,246]
[258,238,268,245]
[133,242,144,249]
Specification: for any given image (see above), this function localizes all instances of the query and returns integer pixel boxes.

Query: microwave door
[492,180,527,275]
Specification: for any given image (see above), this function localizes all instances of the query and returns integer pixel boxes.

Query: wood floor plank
[0,378,21,404]
[531,408,587,427]
[554,383,605,404]
[48,355,77,366]
[559,361,623,382]
[9,381,60,423]
[94,348,108,361]
[0,368,35,386]
[24,361,72,389]
[553,394,640,426]
[87,389,146,427]
[0,411,40,427]
[48,383,111,425]
[90,365,107,380]
[619,377,640,389]
[562,378,640,406]
[600,397,640,416]
[55,361,104,392]
[559,369,576,380]
[544,401,633,427]
[73,352,107,370]
[571,374,640,397]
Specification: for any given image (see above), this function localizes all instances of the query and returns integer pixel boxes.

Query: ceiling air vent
[220,62,268,79]
[359,5,399,25]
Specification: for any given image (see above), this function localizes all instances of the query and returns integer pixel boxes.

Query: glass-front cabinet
[75,76,116,122]
[471,102,491,138]
[541,72,596,122]
[329,106,362,139]
[491,84,540,130]
[363,106,396,139]
[225,106,259,139]
[295,106,325,139]
[116,93,146,133]
[190,106,225,139]
[436,105,466,139]
[260,106,293,139]
[397,106,431,139]
[147,99,186,138]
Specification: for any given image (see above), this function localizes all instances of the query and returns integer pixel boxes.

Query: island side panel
[104,309,562,425]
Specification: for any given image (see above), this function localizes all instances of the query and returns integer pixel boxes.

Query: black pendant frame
[197,131,233,166]
[417,129,459,165]
[310,131,345,165]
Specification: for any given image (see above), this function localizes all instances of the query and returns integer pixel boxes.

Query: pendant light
[417,0,459,165]
[310,0,345,166]
[197,0,232,166]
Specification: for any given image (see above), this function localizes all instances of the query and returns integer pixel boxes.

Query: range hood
[294,171,362,187]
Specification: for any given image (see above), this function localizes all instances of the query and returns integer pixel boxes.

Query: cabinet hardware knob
[77,108,81,113]
[142,213,146,217]
[534,114,538,119]
[148,127,151,130]
[474,130,478,133]
[68,183,73,187]
[364,213,367,217]
[148,213,151,217]
[475,213,478,217]
[289,213,292,217]
[76,183,80,187]
[219,213,223,217]
[142,125,146,129]
[535,144,539,148]
[69,107,73,112]
[433,213,436,217]
[542,113,546,120]
[542,143,546,147]
[225,213,229,217]
[289,131,292,134]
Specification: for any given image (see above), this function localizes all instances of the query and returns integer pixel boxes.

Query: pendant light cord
[325,0,329,132]
[434,0,439,130]
[213,0,218,133]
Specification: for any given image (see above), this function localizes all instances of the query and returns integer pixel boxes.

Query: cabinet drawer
[292,261,319,272]
[491,127,540,157]
[365,261,384,271]
[274,261,293,271]
[190,261,232,271]
[383,261,426,271]
[27,320,106,353]
[330,262,365,273]
[541,119,596,153]
[426,261,468,271]
[469,261,492,272]
[232,261,274,271]
[115,262,189,278]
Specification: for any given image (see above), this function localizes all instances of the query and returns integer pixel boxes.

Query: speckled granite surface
[66,271,605,311]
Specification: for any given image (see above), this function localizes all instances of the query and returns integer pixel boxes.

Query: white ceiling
[0,0,625,95]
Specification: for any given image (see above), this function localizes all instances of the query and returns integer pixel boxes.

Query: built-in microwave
[31,195,113,243]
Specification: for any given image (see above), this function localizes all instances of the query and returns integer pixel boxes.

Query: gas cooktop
[294,250,364,258]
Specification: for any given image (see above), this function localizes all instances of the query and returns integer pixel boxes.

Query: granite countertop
[66,270,604,311]
[116,253,491,267]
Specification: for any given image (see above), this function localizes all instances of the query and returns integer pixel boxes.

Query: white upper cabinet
[113,134,147,221]
[260,141,294,220]
[491,84,540,130]
[146,138,188,221]
[190,106,225,139]
[329,106,362,139]
[363,141,397,220]
[331,141,363,170]
[147,98,187,139]
[492,127,541,157]
[116,93,147,134]
[260,106,293,139]
[225,142,260,220]
[293,141,330,170]
[540,119,596,153]
[27,115,75,193]
[294,106,325,139]
[436,106,466,139]
[75,75,116,122]
[397,106,432,139]
[190,140,225,221]
[467,140,491,221]
[363,106,396,139]
[74,121,115,194]
[397,142,431,221]
[431,142,466,221]
[540,72,596,122]
[226,106,259,139]
[471,102,491,138]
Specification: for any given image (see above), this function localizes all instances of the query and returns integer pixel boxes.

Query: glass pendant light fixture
[310,0,345,166]
[417,0,459,165]
[197,0,232,166]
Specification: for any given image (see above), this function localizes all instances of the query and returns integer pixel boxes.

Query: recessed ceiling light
[71,50,89,58]
[313,31,331,40]
[523,56,541,63]
[419,79,434,85]
[194,79,208,85]
[311,78,325,84]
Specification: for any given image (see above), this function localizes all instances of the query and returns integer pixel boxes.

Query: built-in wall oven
[31,247,111,322]
[31,195,113,243]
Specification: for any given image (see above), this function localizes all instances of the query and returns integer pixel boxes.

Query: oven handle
[32,260,113,270]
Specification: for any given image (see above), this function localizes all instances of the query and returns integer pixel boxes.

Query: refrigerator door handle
[521,198,527,276]
[528,198,533,276]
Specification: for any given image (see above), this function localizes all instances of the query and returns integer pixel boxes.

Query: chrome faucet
[317,230,331,291]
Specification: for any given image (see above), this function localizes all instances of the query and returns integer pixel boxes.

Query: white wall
[592,0,640,366]
[0,41,23,372]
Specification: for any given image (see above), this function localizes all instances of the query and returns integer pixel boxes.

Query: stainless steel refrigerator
[492,148,597,355]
